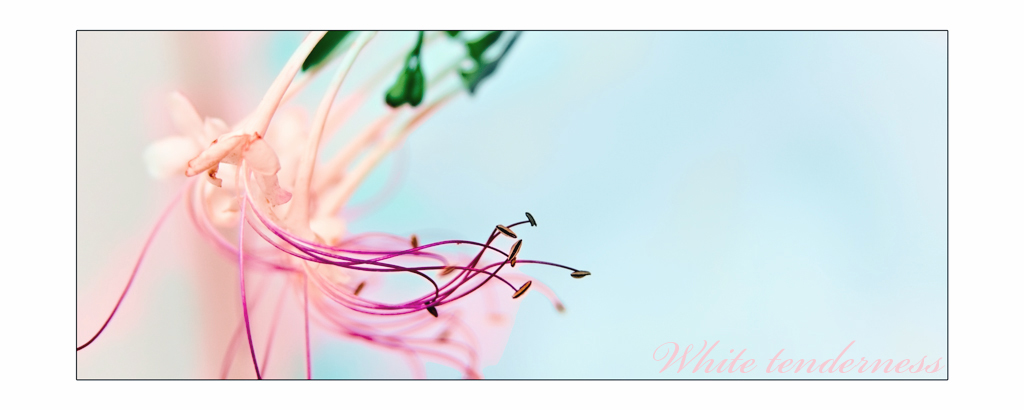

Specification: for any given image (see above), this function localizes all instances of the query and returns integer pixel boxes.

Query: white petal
[244,137,282,175]
[185,133,245,177]
[254,172,292,206]
[168,92,204,137]
[143,137,201,179]
[203,163,223,187]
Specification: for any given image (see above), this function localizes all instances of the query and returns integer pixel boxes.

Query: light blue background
[273,31,947,379]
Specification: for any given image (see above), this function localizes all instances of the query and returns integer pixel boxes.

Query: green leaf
[302,31,352,71]
[460,31,521,94]
[465,31,503,62]
[444,31,461,38]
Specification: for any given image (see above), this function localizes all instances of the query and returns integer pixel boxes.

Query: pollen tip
[512,280,532,299]
[440,266,457,276]
[426,306,438,318]
[570,270,591,279]
[410,234,419,248]
[525,212,537,226]
[508,239,523,262]
[354,281,365,296]
[496,224,517,239]
[555,302,566,313]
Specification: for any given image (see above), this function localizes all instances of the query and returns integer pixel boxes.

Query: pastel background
[77,31,947,379]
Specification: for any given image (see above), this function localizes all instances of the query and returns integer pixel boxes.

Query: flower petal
[244,137,282,175]
[203,163,223,187]
[185,133,245,177]
[168,92,204,137]
[143,137,201,179]
[254,172,292,206]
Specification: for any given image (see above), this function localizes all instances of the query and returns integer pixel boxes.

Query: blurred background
[77,31,947,379]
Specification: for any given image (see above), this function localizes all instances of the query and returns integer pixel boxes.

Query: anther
[555,302,566,313]
[510,257,517,267]
[512,280,532,299]
[410,234,419,248]
[507,239,523,262]
[440,266,457,276]
[426,306,438,317]
[525,212,537,226]
[496,224,517,238]
[354,281,365,296]
[570,270,591,279]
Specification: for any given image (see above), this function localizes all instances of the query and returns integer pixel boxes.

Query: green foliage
[460,31,521,94]
[382,30,523,107]
[465,31,503,62]
[302,31,352,71]
[384,31,427,108]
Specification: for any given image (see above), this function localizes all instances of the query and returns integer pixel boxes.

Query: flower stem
[288,31,376,230]
[317,87,461,218]
[245,31,327,137]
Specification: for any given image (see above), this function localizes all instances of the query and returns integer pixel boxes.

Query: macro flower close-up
[78,30,947,382]
[78,31,589,379]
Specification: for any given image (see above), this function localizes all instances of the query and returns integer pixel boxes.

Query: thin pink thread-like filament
[77,186,186,351]
[259,278,290,376]
[238,193,262,379]
[304,271,312,379]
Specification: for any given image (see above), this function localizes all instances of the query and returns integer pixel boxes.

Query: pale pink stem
[77,185,186,351]
[259,277,290,376]
[304,269,313,379]
[220,274,273,379]
[311,57,461,193]
[280,31,443,103]
[312,113,397,193]
[288,31,376,228]
[244,31,327,136]
[316,88,461,218]
[237,191,262,379]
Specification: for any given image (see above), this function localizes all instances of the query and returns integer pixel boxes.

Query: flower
[79,31,589,379]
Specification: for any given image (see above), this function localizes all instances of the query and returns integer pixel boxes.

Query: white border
[7,0,1021,407]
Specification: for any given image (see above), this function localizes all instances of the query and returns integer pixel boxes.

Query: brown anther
[570,270,591,279]
[496,224,517,238]
[512,280,532,299]
[426,306,438,318]
[507,239,523,262]
[354,281,365,296]
[440,266,457,276]
[525,212,537,226]
[510,257,517,267]
[410,234,419,248]
[555,302,566,313]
